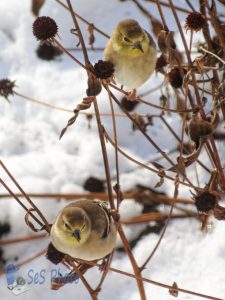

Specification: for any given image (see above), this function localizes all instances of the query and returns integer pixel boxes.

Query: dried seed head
[155,54,168,73]
[33,16,58,41]
[83,176,105,192]
[0,221,11,238]
[0,79,16,100]
[167,68,184,88]
[121,97,139,111]
[185,12,207,32]
[189,116,213,147]
[132,114,146,132]
[93,60,114,79]
[46,242,65,265]
[194,191,217,213]
[36,43,62,60]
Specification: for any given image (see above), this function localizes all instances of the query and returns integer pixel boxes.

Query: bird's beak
[73,230,81,242]
[133,41,144,53]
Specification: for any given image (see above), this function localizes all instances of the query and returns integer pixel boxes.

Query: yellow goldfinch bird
[104,19,157,99]
[50,200,117,261]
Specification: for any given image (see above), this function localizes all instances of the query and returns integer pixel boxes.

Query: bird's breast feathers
[116,48,156,89]
[104,39,156,89]
[51,221,117,261]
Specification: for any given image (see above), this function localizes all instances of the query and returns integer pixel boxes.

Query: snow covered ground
[0,0,225,299]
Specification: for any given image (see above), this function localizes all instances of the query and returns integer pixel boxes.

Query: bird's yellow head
[112,19,149,56]
[56,207,91,245]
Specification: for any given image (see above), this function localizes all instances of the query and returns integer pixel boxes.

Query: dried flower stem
[0,192,194,205]
[122,212,198,225]
[104,128,198,189]
[140,175,179,269]
[64,1,147,298]
[0,234,47,247]
[0,160,50,232]
[108,89,196,188]
[199,46,225,65]
[14,90,161,118]
[54,0,110,38]
[64,258,223,300]
[105,84,121,208]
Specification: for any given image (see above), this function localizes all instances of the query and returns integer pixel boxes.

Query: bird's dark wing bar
[93,200,111,239]
[145,30,156,47]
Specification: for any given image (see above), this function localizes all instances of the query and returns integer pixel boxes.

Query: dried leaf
[169,282,178,297]
[59,96,95,139]
[88,23,95,49]
[184,141,203,167]
[32,0,45,17]
[157,30,183,65]
[214,204,225,220]
[168,139,204,173]
[151,161,165,170]
[157,30,175,55]
[154,170,165,188]
[155,54,168,73]
[86,75,102,96]
[168,48,183,65]
[113,183,124,202]
[150,18,163,37]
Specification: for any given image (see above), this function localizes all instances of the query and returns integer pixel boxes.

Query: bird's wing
[66,200,111,239]
[144,30,156,48]
[93,200,111,238]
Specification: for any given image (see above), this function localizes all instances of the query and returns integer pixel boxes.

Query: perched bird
[50,199,117,261]
[104,19,157,99]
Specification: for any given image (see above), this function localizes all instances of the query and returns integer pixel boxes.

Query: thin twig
[0,234,47,247]
[141,175,179,269]
[104,128,198,190]
[0,161,50,232]
[54,0,110,38]
[105,84,121,208]
[199,46,225,65]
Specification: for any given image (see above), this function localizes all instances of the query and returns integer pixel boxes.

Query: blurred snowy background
[0,0,225,299]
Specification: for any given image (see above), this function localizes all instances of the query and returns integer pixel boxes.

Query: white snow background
[0,0,225,299]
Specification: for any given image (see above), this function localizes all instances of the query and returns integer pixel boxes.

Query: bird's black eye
[64,222,70,229]
[123,37,131,43]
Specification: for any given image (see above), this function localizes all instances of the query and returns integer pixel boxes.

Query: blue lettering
[27,269,34,285]
[34,273,39,284]
[50,269,57,280]
[39,269,46,285]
